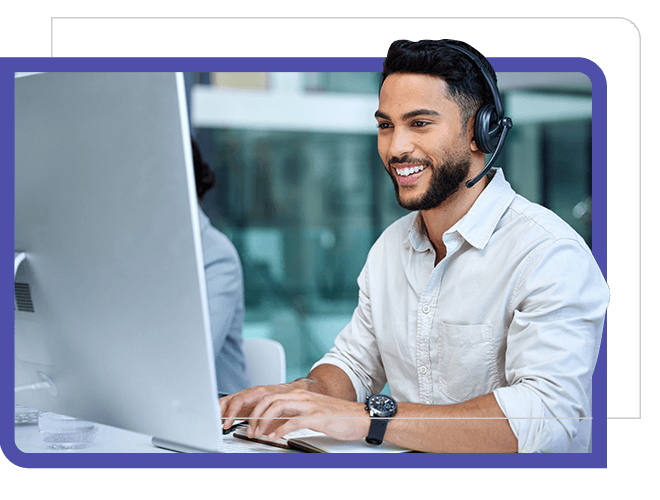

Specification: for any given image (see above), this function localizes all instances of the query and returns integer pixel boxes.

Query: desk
[15,421,174,453]
[15,418,296,453]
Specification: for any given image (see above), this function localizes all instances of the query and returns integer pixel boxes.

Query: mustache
[388,155,432,168]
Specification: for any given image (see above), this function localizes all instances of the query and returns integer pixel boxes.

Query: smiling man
[220,39,610,453]
[376,70,488,266]
[376,85,472,213]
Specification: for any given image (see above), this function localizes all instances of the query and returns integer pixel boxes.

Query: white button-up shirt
[313,169,609,453]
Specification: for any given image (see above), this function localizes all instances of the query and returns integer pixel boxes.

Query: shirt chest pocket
[430,322,498,403]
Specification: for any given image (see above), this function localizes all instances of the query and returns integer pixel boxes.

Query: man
[192,137,249,395]
[220,40,609,453]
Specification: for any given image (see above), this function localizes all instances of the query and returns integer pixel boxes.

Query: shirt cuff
[493,385,547,453]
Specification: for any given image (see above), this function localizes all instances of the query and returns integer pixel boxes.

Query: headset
[443,41,513,188]
[380,41,513,189]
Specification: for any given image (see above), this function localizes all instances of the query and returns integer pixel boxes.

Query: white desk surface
[15,420,174,453]
[15,417,297,453]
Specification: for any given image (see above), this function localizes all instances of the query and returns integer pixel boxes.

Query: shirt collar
[408,168,516,251]
[407,213,433,253]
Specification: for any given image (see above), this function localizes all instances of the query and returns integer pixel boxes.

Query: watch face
[368,394,397,417]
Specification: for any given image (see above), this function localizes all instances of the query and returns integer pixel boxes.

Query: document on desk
[233,427,411,453]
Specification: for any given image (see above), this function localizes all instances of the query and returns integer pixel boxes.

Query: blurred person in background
[192,137,249,395]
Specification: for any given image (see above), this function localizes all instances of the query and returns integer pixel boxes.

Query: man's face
[376,73,475,211]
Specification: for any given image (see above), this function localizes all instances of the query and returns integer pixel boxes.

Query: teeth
[396,165,426,177]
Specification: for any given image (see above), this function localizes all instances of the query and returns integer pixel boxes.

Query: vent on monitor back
[14,282,35,313]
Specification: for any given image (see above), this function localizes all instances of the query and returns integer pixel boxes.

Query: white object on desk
[38,412,99,450]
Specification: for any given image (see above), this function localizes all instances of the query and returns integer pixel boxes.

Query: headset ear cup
[474,104,499,154]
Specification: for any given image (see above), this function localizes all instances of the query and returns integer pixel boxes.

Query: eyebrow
[374,108,440,120]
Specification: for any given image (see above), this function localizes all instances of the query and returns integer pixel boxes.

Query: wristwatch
[365,394,397,445]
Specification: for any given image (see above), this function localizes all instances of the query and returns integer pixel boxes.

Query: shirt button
[420,366,428,374]
[422,305,430,314]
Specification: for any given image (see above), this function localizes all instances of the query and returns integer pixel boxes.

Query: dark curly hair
[381,39,497,130]
[191,137,216,201]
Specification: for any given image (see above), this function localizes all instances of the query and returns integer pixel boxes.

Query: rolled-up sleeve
[493,238,609,453]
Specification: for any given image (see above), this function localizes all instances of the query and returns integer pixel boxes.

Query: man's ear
[466,115,480,153]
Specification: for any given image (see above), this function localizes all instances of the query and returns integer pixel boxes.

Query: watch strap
[366,417,389,445]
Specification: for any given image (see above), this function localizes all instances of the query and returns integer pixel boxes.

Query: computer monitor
[14,72,228,452]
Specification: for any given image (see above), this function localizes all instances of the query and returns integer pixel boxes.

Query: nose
[385,127,415,159]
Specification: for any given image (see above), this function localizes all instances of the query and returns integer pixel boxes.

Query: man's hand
[220,384,369,443]
[220,364,362,441]
[219,382,300,432]
[243,389,369,442]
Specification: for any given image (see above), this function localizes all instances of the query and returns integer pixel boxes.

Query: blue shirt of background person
[191,137,249,395]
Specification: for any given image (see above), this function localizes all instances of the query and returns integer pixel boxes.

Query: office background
[184,71,593,382]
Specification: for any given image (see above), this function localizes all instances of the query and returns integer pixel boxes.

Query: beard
[387,149,472,211]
